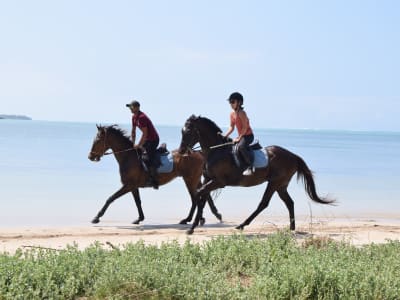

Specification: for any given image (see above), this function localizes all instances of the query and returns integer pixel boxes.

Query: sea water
[0,120,399,227]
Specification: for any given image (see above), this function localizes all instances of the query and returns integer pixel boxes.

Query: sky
[1,0,399,131]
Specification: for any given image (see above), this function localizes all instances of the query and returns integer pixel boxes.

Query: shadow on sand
[94,221,234,232]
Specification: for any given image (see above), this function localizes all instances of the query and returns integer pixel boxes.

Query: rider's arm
[138,126,148,147]
[131,127,136,145]
[224,112,235,137]
[224,125,234,138]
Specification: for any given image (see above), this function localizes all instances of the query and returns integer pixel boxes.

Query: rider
[223,92,255,176]
[126,100,160,189]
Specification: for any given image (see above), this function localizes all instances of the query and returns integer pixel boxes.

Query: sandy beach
[1,216,400,254]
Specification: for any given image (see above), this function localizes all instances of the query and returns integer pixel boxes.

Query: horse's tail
[296,155,335,205]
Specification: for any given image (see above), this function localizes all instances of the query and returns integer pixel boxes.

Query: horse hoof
[235,225,244,230]
[132,219,142,225]
[186,228,194,235]
[91,218,100,224]
[200,218,205,226]
[179,219,189,225]
[216,213,223,221]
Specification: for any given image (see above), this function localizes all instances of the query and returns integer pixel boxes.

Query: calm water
[1,120,399,227]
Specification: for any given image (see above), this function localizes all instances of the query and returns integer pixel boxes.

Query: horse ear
[96,124,100,129]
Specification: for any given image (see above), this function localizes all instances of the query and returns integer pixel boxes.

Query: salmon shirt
[230,110,253,136]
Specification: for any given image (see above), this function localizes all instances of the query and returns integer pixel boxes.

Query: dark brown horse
[179,115,335,234]
[88,124,222,225]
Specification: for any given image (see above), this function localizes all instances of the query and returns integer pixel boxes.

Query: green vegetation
[0,232,399,299]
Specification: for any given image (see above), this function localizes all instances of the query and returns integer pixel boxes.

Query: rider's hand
[233,137,240,144]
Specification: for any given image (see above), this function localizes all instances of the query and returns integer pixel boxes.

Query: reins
[104,147,135,156]
[90,127,136,157]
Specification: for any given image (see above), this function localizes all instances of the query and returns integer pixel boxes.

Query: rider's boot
[241,148,255,176]
[242,166,255,176]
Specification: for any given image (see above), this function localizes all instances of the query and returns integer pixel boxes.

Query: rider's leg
[239,134,254,176]
[144,140,159,189]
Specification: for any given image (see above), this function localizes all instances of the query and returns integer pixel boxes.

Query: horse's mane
[105,125,133,146]
[188,115,223,134]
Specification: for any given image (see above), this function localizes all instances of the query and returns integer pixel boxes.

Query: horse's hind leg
[277,186,295,230]
[236,183,276,230]
[91,185,132,224]
[206,193,222,222]
[203,176,223,222]
[131,188,145,224]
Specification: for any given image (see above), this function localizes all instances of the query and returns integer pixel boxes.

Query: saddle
[232,141,268,170]
[140,143,173,173]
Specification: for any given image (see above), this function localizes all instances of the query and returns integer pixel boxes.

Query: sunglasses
[229,99,236,104]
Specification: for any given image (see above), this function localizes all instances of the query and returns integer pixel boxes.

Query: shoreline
[1,217,400,254]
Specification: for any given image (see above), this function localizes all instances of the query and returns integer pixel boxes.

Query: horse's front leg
[187,180,223,234]
[179,193,208,226]
[179,178,208,226]
[91,185,132,224]
[131,188,145,224]
[179,178,199,225]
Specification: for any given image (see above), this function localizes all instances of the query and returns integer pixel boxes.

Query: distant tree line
[0,114,31,120]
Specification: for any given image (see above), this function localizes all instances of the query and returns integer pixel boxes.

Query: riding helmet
[227,92,243,104]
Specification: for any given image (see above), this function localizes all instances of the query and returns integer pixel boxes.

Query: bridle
[90,127,135,159]
[182,121,231,152]
[181,123,201,153]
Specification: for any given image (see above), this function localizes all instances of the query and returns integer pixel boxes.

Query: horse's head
[88,124,109,162]
[179,115,225,154]
[179,115,200,154]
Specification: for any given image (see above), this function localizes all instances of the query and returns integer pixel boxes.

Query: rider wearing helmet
[223,92,255,176]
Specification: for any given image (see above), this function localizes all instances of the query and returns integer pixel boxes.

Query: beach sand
[1,216,400,253]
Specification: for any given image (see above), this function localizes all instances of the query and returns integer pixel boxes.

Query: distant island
[0,114,32,120]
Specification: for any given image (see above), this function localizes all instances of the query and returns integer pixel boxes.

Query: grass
[0,232,399,299]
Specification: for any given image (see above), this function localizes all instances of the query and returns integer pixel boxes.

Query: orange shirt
[230,110,253,136]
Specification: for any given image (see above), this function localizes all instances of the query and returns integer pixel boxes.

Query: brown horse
[88,124,222,225]
[179,115,335,234]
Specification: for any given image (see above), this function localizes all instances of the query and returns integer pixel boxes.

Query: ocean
[1,120,399,227]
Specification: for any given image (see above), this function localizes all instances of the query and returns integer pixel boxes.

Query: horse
[88,124,222,225]
[179,115,335,234]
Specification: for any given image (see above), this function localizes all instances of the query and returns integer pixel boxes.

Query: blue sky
[1,0,399,131]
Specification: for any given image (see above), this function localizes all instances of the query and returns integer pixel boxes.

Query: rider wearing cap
[126,100,160,189]
[223,92,255,176]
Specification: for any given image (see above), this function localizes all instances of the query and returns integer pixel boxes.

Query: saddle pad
[253,148,268,169]
[157,154,174,173]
